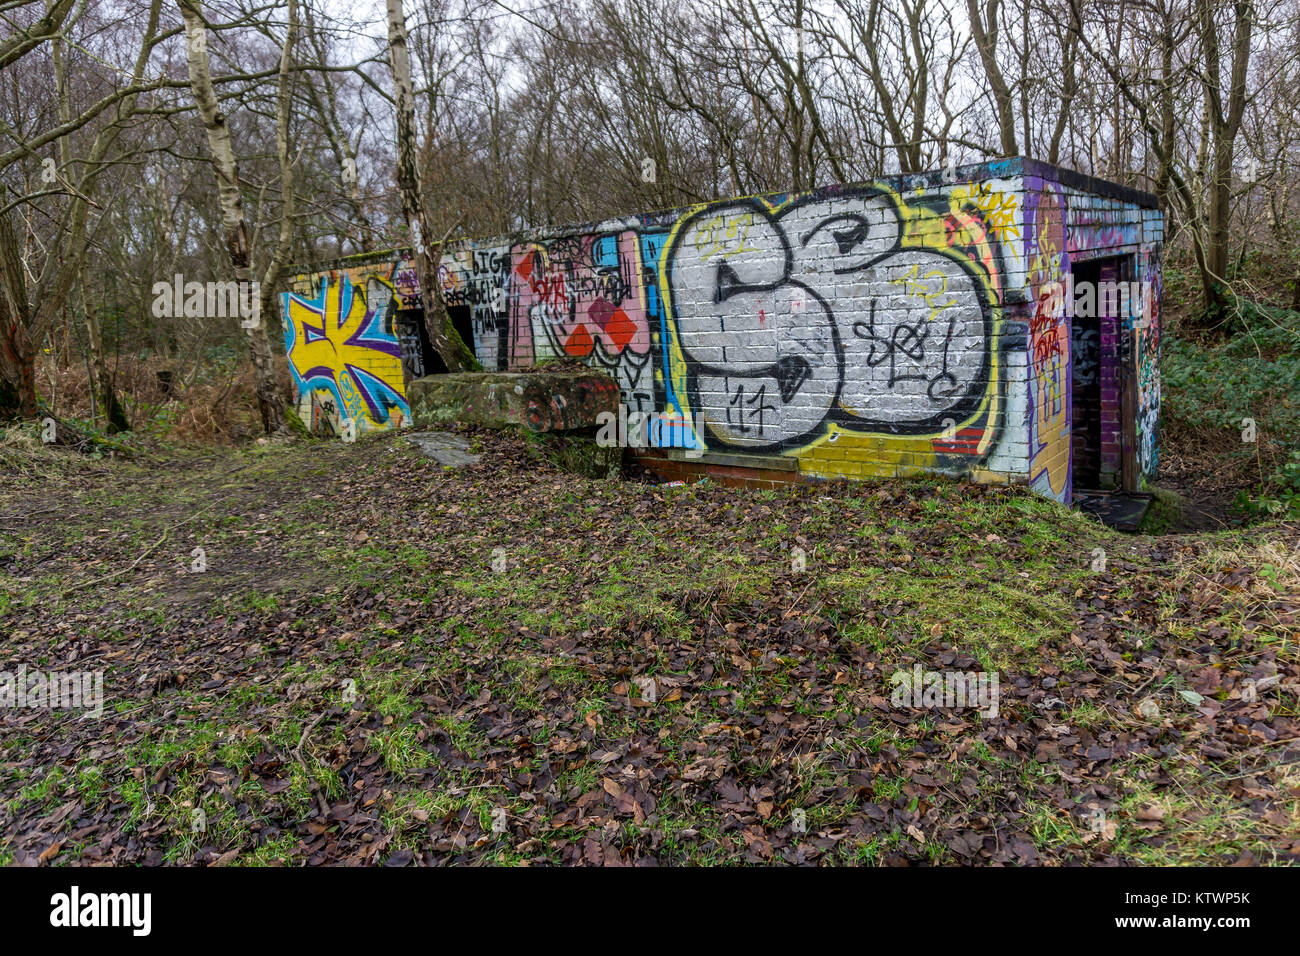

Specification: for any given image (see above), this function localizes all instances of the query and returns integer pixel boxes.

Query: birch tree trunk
[385,0,479,373]
[178,0,287,434]
[258,0,299,328]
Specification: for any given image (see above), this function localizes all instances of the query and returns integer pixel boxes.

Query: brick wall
[280,262,414,437]
[435,165,1028,491]
[286,158,1163,500]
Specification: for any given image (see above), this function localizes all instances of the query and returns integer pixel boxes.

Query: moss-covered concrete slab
[404,430,482,468]
[406,370,620,432]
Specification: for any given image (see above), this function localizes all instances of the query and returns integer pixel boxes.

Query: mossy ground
[1,428,1296,865]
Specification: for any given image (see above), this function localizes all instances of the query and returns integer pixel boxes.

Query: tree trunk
[966,0,1019,157]
[1205,142,1234,310]
[0,212,37,419]
[0,326,37,419]
[258,0,299,343]
[1047,13,1079,165]
[1155,2,1176,223]
[1195,0,1253,318]
[84,305,128,432]
[385,0,479,373]
[179,0,287,434]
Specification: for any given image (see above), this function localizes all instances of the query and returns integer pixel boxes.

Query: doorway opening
[1070,253,1142,522]
[1070,261,1103,489]
[395,304,475,379]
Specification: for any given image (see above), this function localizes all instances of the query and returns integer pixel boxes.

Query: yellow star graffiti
[970,183,1022,240]
[889,263,955,322]
[283,275,411,432]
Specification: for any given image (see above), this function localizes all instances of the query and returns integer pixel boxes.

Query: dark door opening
[395,305,476,378]
[1070,254,1138,495]
[448,305,475,367]
[1070,261,1104,489]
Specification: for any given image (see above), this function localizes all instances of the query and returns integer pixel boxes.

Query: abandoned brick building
[280,157,1162,506]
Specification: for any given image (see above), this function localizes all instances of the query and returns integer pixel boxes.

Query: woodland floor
[1,427,1298,866]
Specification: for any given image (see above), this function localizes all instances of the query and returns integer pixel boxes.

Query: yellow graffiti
[692,212,763,261]
[967,182,1021,241]
[283,273,410,435]
[1029,248,1062,286]
[889,264,955,322]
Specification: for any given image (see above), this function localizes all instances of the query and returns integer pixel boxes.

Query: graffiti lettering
[284,164,1161,501]
[282,273,411,437]
[664,190,995,451]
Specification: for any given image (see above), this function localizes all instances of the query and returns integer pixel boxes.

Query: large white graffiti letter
[790,195,991,435]
[666,190,994,451]
[666,203,839,449]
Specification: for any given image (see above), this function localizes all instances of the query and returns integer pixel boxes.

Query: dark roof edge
[1021,157,1160,209]
[284,247,409,279]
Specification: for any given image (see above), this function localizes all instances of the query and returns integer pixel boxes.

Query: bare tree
[386,0,478,371]
[0,0,171,418]
[178,0,288,432]
[967,0,1021,155]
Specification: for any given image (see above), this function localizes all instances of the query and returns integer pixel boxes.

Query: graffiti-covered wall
[284,158,1161,502]
[281,257,419,437]
[436,171,1025,485]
